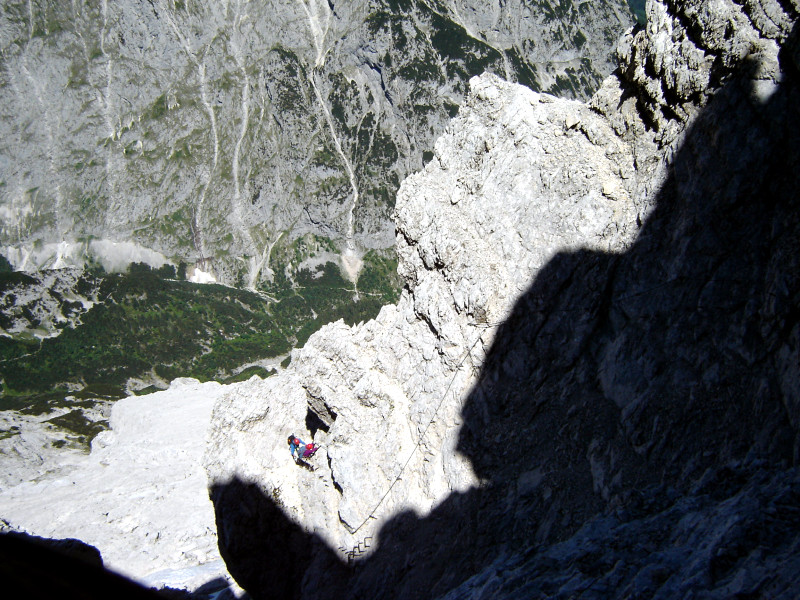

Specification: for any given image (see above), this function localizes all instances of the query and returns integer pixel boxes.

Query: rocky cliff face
[205,0,800,598]
[0,0,633,285]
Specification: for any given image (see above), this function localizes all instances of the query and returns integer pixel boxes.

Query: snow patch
[189,266,217,284]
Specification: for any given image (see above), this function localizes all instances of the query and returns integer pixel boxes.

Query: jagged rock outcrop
[0,268,99,338]
[606,0,797,143]
[205,0,800,598]
[204,69,649,566]
[0,0,633,284]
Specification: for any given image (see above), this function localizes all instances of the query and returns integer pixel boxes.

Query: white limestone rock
[202,2,800,597]
[612,0,790,144]
[0,378,238,593]
[0,0,633,285]
[204,71,646,557]
[0,268,99,338]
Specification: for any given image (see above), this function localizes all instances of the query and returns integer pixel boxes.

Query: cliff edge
[204,1,800,598]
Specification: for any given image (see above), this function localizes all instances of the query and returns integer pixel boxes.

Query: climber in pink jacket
[288,434,319,463]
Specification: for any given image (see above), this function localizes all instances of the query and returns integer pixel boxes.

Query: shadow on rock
[210,22,800,600]
[0,531,165,599]
[210,477,350,599]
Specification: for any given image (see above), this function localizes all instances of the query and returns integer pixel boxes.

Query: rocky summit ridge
[205,0,800,598]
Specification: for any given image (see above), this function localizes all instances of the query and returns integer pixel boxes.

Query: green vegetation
[547,60,596,98]
[0,244,402,433]
[359,249,402,303]
[67,59,88,88]
[258,236,402,348]
[538,0,575,22]
[366,9,408,47]
[145,93,169,121]
[313,144,340,169]
[289,260,386,346]
[46,409,108,446]
[223,365,275,384]
[428,11,503,77]
[1,266,286,409]
[398,57,442,83]
[267,46,307,113]
[153,208,194,248]
[507,48,540,92]
[0,427,20,441]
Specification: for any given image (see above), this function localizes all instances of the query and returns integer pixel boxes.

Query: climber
[288,434,319,463]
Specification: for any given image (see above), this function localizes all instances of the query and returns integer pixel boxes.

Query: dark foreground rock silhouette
[0,531,166,599]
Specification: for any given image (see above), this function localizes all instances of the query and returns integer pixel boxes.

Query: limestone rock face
[204,71,651,600]
[610,0,795,143]
[0,268,99,339]
[0,0,633,284]
[205,1,800,598]
[204,66,647,466]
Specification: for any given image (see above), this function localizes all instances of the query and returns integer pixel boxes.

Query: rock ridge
[204,1,800,598]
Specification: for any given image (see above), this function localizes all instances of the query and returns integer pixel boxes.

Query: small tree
[129,262,152,274]
[156,263,177,279]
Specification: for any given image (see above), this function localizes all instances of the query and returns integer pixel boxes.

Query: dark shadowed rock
[0,531,166,598]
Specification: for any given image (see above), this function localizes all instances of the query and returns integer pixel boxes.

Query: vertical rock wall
[0,0,634,283]
[205,1,800,598]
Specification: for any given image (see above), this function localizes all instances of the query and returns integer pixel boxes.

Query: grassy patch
[133,385,166,396]
[0,427,20,441]
[427,10,503,77]
[359,248,402,302]
[222,365,275,384]
[0,268,286,397]
[46,409,108,445]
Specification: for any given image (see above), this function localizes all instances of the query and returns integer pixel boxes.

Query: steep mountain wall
[0,0,633,285]
[204,0,800,598]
